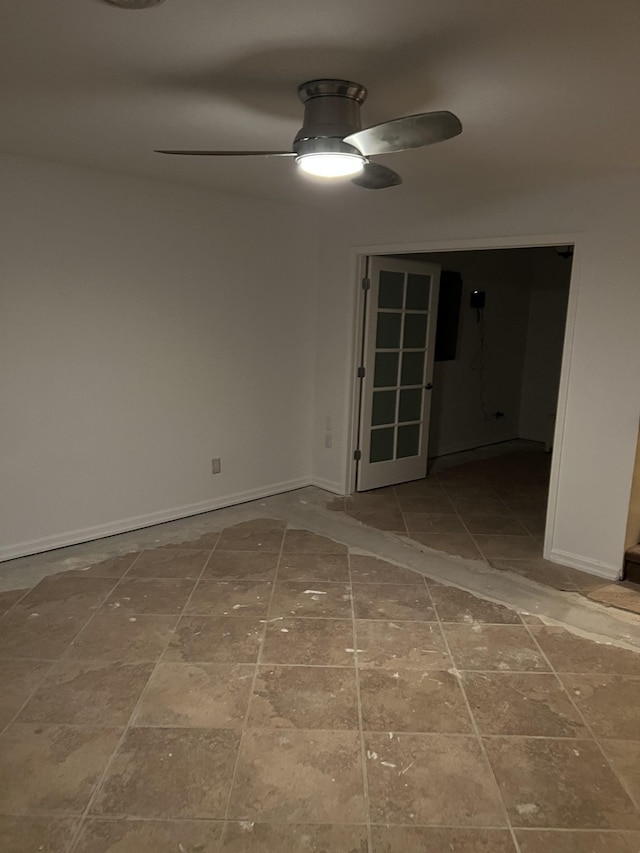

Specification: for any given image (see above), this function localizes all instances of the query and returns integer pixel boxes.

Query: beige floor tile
[502,498,548,515]
[443,624,550,671]
[371,826,516,852]
[441,484,501,501]
[102,577,196,615]
[352,582,434,621]
[600,740,640,806]
[516,829,640,853]
[185,579,272,617]
[429,583,522,624]
[0,659,53,729]
[18,660,153,726]
[277,553,350,582]
[403,512,466,533]
[164,616,265,664]
[204,551,279,581]
[0,611,91,660]
[92,727,240,818]
[359,668,472,733]
[529,627,640,675]
[227,730,365,823]
[394,479,446,495]
[0,588,28,612]
[216,528,284,552]
[411,532,483,559]
[221,822,368,852]
[268,581,352,618]
[262,618,354,667]
[462,672,587,736]
[345,493,399,509]
[463,515,530,535]
[484,737,639,828]
[345,507,407,532]
[133,662,254,728]
[519,516,547,537]
[66,613,178,661]
[62,553,138,579]
[355,620,450,670]
[248,665,359,729]
[396,494,456,513]
[127,548,210,579]
[282,530,348,554]
[474,534,543,560]
[160,531,220,550]
[490,559,577,590]
[560,674,640,739]
[74,818,222,852]
[365,732,506,826]
[0,816,78,853]
[349,555,423,585]
[0,723,121,814]
[453,498,512,516]
[13,576,116,616]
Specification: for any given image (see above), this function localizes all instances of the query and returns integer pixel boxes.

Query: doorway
[350,242,574,562]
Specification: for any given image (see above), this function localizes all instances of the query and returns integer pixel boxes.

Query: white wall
[312,173,640,578]
[416,249,534,457]
[0,154,318,560]
[519,249,571,443]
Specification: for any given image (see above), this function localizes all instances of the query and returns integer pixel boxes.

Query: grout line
[348,547,373,853]
[0,658,58,738]
[520,620,640,814]
[425,579,524,853]
[65,540,219,853]
[218,526,285,837]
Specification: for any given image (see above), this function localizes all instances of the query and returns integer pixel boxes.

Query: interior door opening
[352,244,573,552]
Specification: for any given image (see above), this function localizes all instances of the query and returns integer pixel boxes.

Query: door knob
[425,383,433,390]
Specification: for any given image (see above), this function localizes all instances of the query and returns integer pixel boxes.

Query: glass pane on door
[372,390,397,426]
[370,427,395,462]
[374,352,399,387]
[378,271,404,308]
[397,423,421,458]
[376,313,402,348]
[400,351,425,386]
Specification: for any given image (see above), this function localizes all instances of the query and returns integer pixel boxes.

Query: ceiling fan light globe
[296,152,365,179]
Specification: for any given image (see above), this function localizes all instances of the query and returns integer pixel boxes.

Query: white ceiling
[2,0,639,206]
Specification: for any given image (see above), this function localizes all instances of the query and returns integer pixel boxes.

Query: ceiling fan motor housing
[293,79,368,157]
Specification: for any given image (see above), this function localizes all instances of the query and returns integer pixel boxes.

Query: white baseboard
[309,477,345,496]
[0,478,312,563]
[549,549,622,581]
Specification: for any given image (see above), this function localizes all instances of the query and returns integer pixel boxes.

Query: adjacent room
[2,1,640,851]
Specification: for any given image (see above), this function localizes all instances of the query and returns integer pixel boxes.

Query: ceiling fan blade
[344,111,462,156]
[352,162,402,190]
[154,149,295,156]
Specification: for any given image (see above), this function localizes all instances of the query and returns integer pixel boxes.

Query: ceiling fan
[156,79,462,189]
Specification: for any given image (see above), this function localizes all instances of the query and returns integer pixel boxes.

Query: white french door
[356,256,441,491]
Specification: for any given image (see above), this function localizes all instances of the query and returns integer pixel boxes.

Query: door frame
[345,233,582,561]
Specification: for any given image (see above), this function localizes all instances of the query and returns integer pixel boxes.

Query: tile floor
[1,518,640,851]
[329,449,640,616]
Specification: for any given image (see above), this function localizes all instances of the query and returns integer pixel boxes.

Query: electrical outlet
[211,458,222,475]
[325,432,333,449]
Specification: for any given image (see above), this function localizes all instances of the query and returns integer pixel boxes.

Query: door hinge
[353,449,362,461]
[357,366,366,379]
[361,277,371,291]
